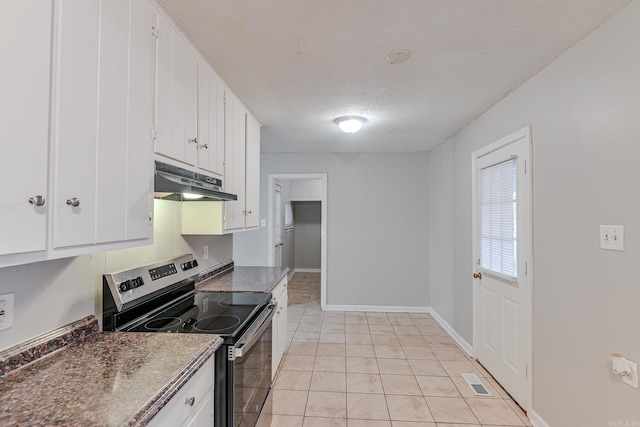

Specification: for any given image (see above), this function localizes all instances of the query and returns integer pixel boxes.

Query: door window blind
[479,156,518,281]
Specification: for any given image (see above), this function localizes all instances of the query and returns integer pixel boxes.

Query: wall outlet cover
[0,293,15,331]
[203,245,209,260]
[623,359,638,389]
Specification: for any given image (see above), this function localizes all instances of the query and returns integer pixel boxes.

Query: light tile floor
[270,272,532,427]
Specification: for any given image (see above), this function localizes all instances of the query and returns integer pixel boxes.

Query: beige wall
[429,1,640,424]
[0,199,232,351]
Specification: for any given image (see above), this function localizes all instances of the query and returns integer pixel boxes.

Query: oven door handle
[229,302,277,360]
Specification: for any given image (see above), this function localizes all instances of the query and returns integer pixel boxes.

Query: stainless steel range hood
[154,161,237,201]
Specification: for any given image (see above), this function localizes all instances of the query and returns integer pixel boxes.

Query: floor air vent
[461,373,492,396]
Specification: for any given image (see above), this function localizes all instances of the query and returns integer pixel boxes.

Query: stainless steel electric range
[102,254,275,427]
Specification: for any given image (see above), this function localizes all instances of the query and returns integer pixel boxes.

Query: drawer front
[271,278,287,302]
[147,357,214,427]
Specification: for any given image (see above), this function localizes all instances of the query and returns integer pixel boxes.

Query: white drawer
[271,277,288,302]
[147,356,214,427]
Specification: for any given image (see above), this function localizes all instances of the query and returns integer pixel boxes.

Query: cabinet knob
[188,137,198,144]
[199,143,208,149]
[66,198,80,207]
[185,396,195,406]
[29,195,46,206]
[247,211,252,215]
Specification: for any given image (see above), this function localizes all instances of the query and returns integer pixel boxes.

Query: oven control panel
[104,254,199,311]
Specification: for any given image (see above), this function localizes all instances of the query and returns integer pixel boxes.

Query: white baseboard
[428,308,474,357]
[529,410,551,427]
[293,268,321,274]
[324,304,430,313]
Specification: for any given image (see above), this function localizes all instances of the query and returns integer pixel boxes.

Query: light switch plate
[0,293,14,331]
[600,225,624,251]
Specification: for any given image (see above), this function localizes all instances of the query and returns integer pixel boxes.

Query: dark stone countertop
[0,316,222,427]
[195,266,290,293]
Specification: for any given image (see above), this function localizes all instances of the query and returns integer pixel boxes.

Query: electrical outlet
[203,245,209,260]
[600,225,624,251]
[623,359,638,389]
[0,293,15,331]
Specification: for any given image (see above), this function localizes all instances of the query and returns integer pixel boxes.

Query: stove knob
[136,276,144,287]
[192,260,198,268]
[118,280,131,292]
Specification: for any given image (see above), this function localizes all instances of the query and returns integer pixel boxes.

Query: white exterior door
[472,127,532,410]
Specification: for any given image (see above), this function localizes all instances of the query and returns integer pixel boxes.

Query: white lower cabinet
[147,356,214,427]
[271,277,288,378]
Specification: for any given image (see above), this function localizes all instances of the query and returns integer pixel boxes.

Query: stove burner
[144,317,181,331]
[194,315,241,332]
[220,294,261,306]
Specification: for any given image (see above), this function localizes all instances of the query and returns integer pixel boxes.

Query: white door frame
[268,173,327,309]
[471,126,533,412]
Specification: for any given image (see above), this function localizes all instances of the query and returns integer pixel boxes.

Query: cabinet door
[184,390,213,427]
[197,62,224,176]
[223,91,246,231]
[52,0,100,249]
[124,0,154,241]
[181,44,199,166]
[0,2,52,256]
[245,113,261,228]
[154,13,174,159]
[155,17,198,166]
[277,288,288,368]
[95,0,130,244]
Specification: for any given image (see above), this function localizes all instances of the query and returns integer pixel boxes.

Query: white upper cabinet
[53,0,154,250]
[125,0,156,242]
[0,0,155,267]
[223,91,247,231]
[197,62,225,176]
[52,0,100,249]
[245,112,261,229]
[154,14,199,166]
[0,2,52,257]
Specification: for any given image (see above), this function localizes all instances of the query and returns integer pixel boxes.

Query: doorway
[471,126,533,411]
[268,174,327,309]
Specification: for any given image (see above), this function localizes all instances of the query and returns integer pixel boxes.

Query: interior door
[273,183,283,266]
[472,127,532,410]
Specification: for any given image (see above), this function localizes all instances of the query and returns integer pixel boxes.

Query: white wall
[429,1,640,425]
[234,152,430,309]
[0,199,232,351]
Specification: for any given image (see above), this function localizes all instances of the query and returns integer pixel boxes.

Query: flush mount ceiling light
[334,116,367,134]
[386,49,411,64]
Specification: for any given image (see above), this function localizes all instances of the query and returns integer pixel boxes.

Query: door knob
[29,195,46,206]
[66,198,80,207]
[473,272,482,279]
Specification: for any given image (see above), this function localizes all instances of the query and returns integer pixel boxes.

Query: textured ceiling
[155,0,632,153]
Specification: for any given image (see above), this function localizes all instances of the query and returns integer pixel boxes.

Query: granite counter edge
[127,335,224,427]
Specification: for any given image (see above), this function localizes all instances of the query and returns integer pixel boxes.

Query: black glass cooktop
[125,291,271,338]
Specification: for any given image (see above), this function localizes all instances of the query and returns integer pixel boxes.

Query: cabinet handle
[66,198,80,207]
[247,211,252,215]
[185,396,195,406]
[29,195,46,206]
[188,137,198,144]
[199,143,208,149]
